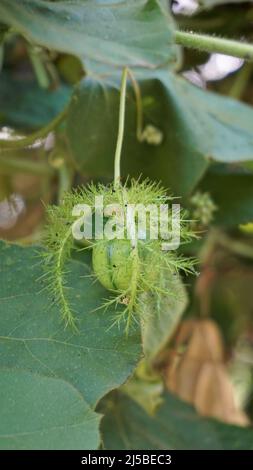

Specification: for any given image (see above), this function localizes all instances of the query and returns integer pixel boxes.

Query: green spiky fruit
[43,179,197,331]
[92,239,134,291]
[92,238,164,293]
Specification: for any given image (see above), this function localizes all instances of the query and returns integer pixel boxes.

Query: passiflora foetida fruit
[43,179,196,331]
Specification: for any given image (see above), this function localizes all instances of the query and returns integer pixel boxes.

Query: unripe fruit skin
[92,239,134,291]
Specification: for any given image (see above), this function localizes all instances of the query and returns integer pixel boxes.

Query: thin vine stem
[0,106,68,151]
[27,45,50,89]
[127,68,143,141]
[0,154,54,175]
[114,67,144,189]
[175,30,253,61]
[229,63,252,99]
[114,66,128,189]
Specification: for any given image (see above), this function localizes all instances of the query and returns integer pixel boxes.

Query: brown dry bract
[164,319,249,427]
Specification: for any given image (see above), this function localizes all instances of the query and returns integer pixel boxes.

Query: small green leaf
[100,391,253,450]
[141,274,188,360]
[199,168,253,226]
[0,369,100,450]
[0,0,179,73]
[0,241,141,407]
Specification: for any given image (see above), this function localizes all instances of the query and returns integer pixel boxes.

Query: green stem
[27,45,50,89]
[58,162,74,204]
[229,63,252,99]
[0,45,4,72]
[218,231,253,260]
[127,68,143,141]
[113,67,144,188]
[0,155,54,176]
[114,67,128,189]
[0,106,68,151]
[0,173,11,200]
[175,31,253,61]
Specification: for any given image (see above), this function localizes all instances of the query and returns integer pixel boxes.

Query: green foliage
[0,370,100,450]
[0,242,141,409]
[0,0,179,73]
[0,71,71,130]
[0,0,253,451]
[66,70,253,196]
[100,392,253,450]
[141,274,188,360]
[199,168,253,226]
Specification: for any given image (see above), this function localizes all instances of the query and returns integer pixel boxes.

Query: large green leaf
[0,72,71,130]
[66,70,253,196]
[0,0,179,72]
[100,391,253,450]
[169,75,253,166]
[0,369,100,450]
[0,241,141,407]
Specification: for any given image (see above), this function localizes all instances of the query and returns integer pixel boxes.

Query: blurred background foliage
[1,0,253,449]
